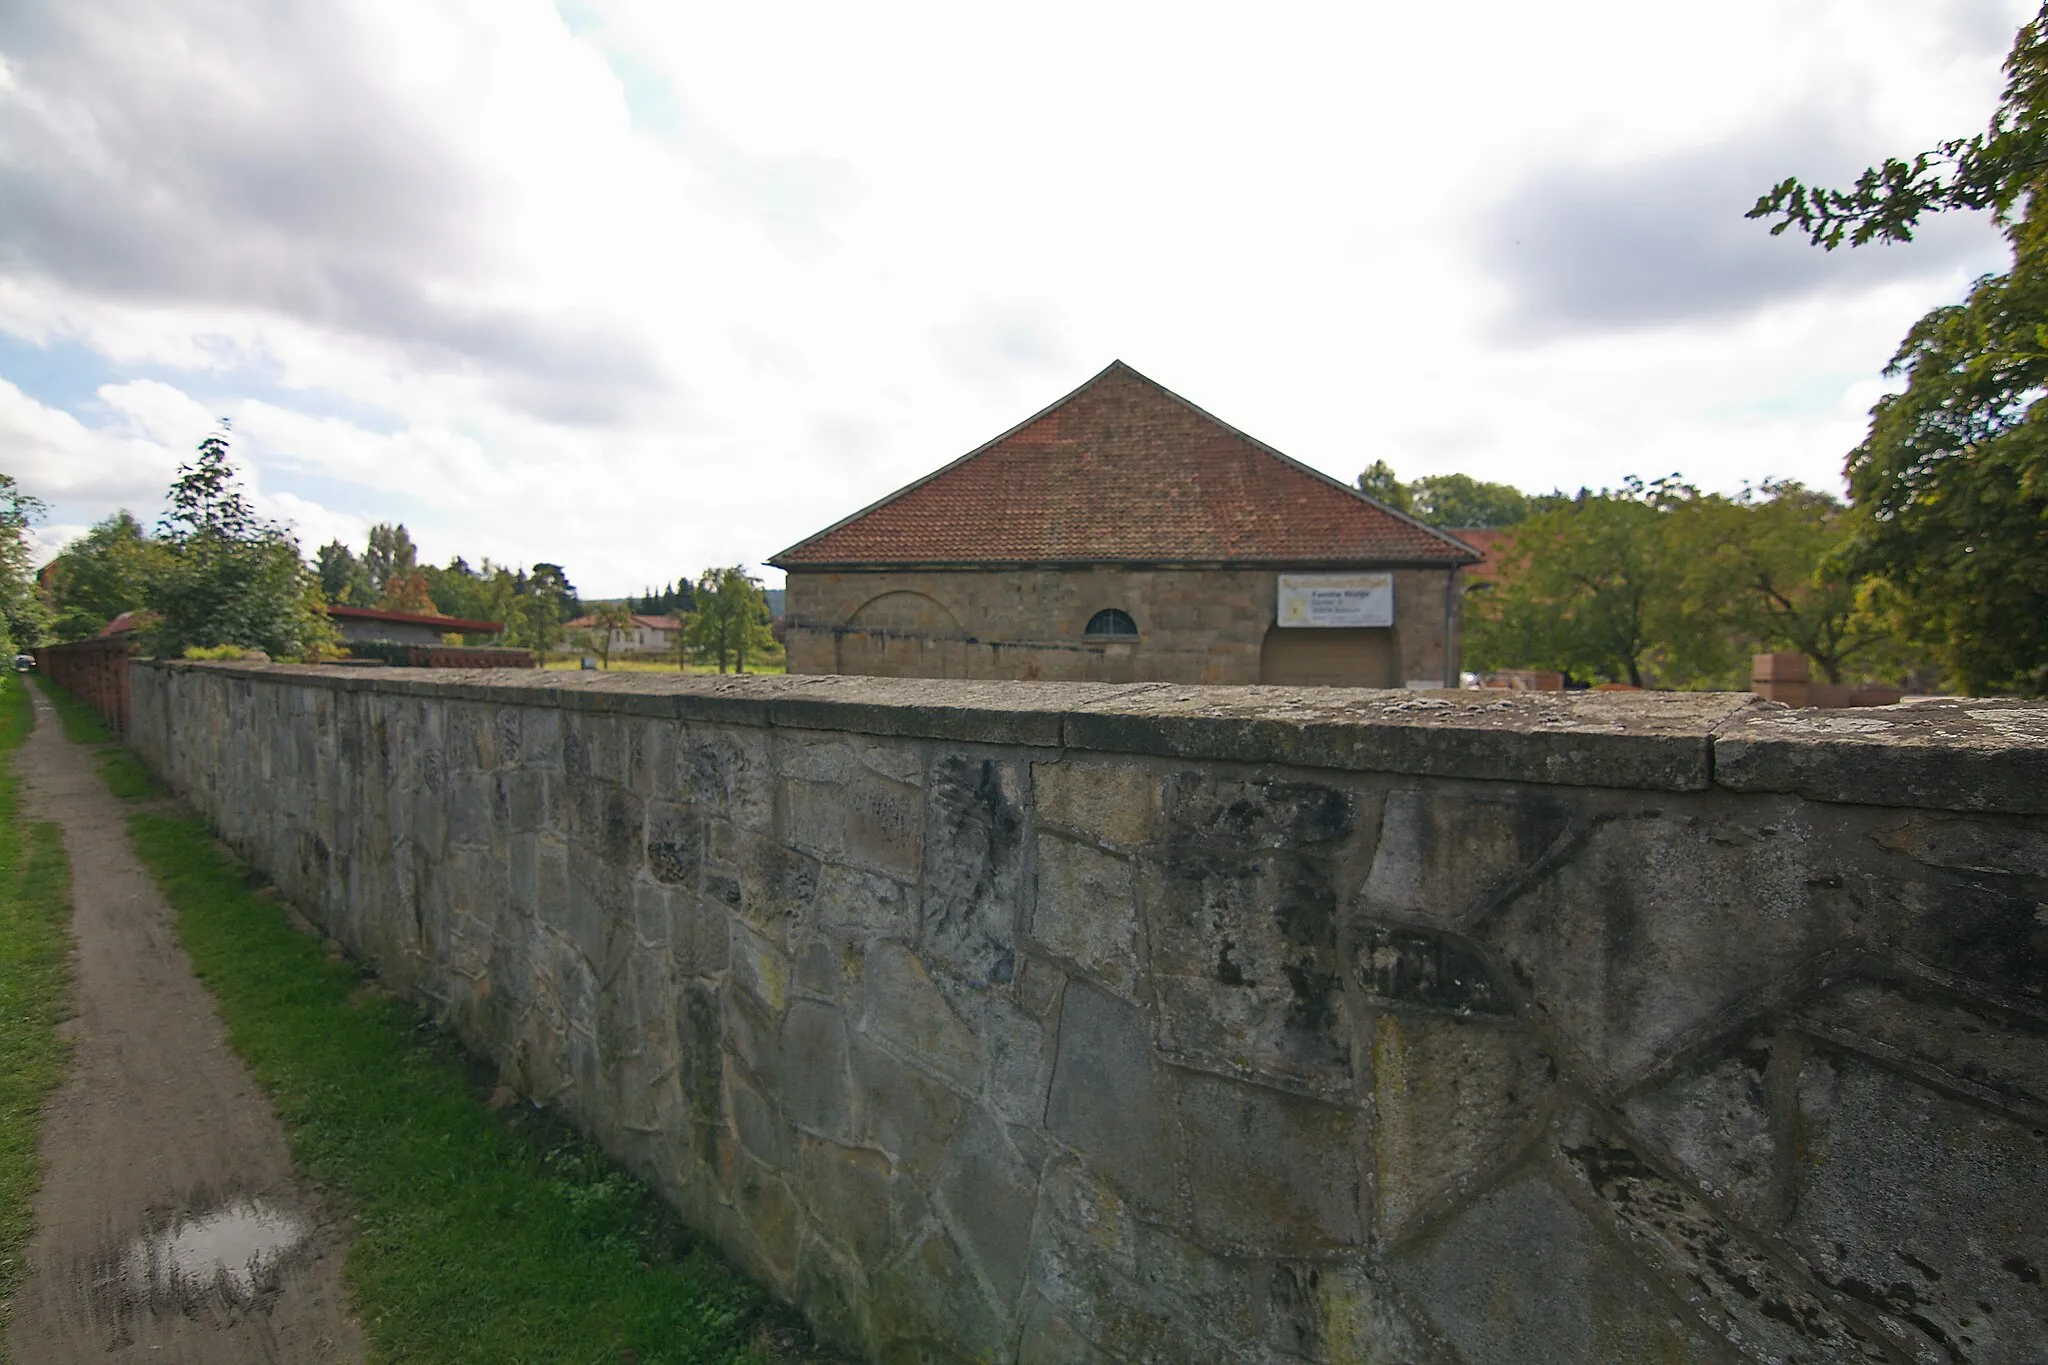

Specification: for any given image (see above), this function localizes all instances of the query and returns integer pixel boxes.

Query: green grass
[27,674,107,745]
[119,811,793,1365]
[0,675,76,1346]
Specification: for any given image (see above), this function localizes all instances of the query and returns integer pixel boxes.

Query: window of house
[1084,608,1138,637]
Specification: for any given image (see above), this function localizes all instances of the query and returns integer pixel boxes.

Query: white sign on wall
[1276,572,1394,628]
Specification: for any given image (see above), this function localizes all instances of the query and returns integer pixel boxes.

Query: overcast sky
[0,0,2026,594]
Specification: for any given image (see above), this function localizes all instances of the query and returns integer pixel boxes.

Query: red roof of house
[326,604,502,634]
[95,610,148,639]
[563,614,681,630]
[1447,527,1514,582]
[771,362,1477,569]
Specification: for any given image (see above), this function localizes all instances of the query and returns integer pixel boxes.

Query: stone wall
[784,566,1460,687]
[128,662,2048,1364]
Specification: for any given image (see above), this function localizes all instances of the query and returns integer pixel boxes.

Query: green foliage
[1466,481,1698,687]
[146,427,330,660]
[1353,462,1552,528]
[1466,481,1921,689]
[119,806,787,1363]
[1405,474,1539,528]
[0,474,49,658]
[1749,6,2048,249]
[0,675,77,1322]
[1752,5,2048,693]
[687,568,776,673]
[315,540,374,605]
[362,522,418,596]
[1354,460,1412,513]
[631,578,697,615]
[43,510,163,642]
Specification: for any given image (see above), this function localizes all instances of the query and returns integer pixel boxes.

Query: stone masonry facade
[127,662,2048,1364]
[783,566,1460,686]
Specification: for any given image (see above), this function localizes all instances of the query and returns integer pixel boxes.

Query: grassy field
[0,675,75,1349]
[35,684,828,1363]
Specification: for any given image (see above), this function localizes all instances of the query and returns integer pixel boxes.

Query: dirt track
[6,689,363,1363]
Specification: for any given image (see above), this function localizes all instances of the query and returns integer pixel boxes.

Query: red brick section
[773,362,1478,568]
[33,639,137,735]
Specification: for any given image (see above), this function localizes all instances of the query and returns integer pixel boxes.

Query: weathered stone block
[1371,1013,1550,1244]
[1173,1069,1364,1253]
[1357,786,1574,932]
[1785,1050,2048,1363]
[1144,847,1351,1091]
[1033,759,1163,847]
[798,1135,892,1267]
[1045,981,1173,1212]
[849,1035,965,1173]
[1489,804,1863,1088]
[860,944,980,1090]
[786,773,922,879]
[919,754,1026,989]
[1390,1171,1730,1364]
[934,1111,1041,1306]
[1031,836,1141,997]
[780,1000,855,1141]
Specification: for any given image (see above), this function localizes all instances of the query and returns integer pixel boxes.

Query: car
[13,654,32,672]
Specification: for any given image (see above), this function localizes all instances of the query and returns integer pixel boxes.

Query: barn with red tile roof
[772,362,1477,686]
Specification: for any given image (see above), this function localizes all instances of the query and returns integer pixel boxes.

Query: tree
[686,567,775,673]
[316,540,374,605]
[0,474,47,657]
[589,601,633,668]
[1751,5,2048,692]
[43,510,162,642]
[1355,460,1412,512]
[1407,474,1534,528]
[363,523,417,596]
[148,425,333,659]
[379,571,437,616]
[1464,480,1715,688]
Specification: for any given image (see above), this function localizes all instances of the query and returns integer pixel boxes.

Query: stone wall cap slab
[1062,686,1764,792]
[1713,698,2048,814]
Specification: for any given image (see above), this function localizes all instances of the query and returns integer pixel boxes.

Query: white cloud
[0,0,2034,591]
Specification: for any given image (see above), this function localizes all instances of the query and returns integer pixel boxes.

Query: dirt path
[6,691,364,1364]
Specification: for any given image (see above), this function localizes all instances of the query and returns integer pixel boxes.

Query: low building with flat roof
[771,362,1477,686]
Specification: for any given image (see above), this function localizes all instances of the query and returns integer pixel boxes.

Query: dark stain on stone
[2001,1252,2040,1285]
[1216,939,1248,986]
[1899,1250,1943,1284]
[648,804,704,886]
[1283,960,1340,1033]
[1166,774,1354,850]
[708,874,742,908]
[1353,920,1508,1016]
[920,756,1024,988]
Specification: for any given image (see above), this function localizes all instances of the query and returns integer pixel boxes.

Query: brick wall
[33,639,136,734]
[785,565,1461,685]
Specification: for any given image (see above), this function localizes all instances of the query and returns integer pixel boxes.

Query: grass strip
[122,808,789,1364]
[25,675,106,745]
[0,675,76,1351]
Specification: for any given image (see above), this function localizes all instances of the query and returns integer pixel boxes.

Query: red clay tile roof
[326,604,502,634]
[1446,527,1514,582]
[771,362,1477,568]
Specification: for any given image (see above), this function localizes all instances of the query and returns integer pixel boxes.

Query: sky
[0,0,2029,595]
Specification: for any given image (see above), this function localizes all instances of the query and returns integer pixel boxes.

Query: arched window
[1084,608,1138,638]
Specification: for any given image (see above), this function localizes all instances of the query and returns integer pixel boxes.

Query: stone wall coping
[144,661,2048,812]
